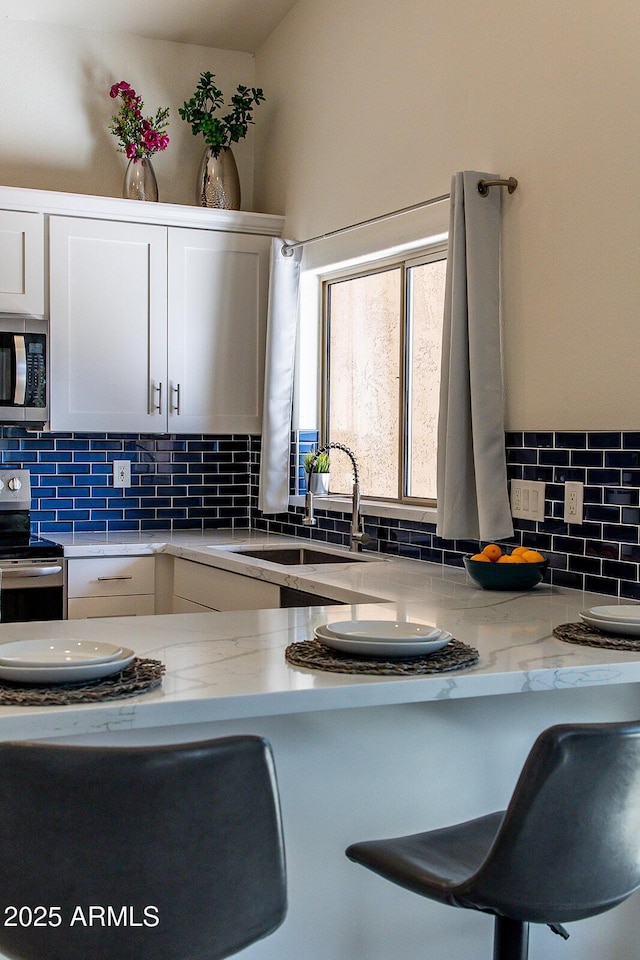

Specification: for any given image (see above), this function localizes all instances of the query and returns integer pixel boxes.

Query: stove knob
[0,479,4,492]
[7,477,21,492]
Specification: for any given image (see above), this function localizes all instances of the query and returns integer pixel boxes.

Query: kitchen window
[321,243,447,505]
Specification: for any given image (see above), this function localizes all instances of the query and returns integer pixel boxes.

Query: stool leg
[493,916,529,960]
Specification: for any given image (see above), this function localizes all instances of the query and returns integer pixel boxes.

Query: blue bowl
[463,556,548,591]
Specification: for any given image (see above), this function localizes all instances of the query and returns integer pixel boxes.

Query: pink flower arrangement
[109,81,170,161]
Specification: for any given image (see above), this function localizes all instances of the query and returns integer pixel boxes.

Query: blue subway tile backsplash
[252,430,640,600]
[5,426,640,600]
[0,428,252,534]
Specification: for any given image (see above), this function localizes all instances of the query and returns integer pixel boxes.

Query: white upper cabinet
[49,216,168,433]
[0,184,282,435]
[49,214,271,434]
[0,210,44,315]
[167,229,269,433]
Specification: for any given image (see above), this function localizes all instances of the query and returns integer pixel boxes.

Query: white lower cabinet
[172,558,280,612]
[67,556,155,619]
[68,595,156,619]
[66,553,283,618]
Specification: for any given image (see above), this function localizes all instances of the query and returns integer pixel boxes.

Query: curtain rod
[281,176,518,257]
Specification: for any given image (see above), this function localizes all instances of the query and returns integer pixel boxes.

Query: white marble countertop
[0,529,638,741]
[10,531,639,960]
[56,529,386,604]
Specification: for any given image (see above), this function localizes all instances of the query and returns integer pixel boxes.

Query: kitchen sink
[226,546,372,565]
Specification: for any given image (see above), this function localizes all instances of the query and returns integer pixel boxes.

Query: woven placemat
[0,657,165,706]
[553,622,640,651]
[285,638,479,675]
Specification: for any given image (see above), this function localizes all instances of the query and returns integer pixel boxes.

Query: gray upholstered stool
[347,720,640,960]
[0,735,286,960]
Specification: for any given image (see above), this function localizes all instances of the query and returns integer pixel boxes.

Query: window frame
[320,239,448,508]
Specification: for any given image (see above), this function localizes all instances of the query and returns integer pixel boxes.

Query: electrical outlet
[564,480,584,524]
[113,460,131,488]
[510,480,546,522]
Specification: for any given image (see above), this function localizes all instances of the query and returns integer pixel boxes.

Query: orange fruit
[507,553,527,563]
[511,546,529,557]
[497,554,519,563]
[521,549,545,563]
[481,543,502,562]
[470,553,490,561]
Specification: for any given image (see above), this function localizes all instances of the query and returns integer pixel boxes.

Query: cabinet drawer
[67,557,155,598]
[68,595,155,619]
[173,559,280,611]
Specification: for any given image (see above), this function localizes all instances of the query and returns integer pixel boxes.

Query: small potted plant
[304,450,331,495]
[108,81,170,201]
[178,72,265,209]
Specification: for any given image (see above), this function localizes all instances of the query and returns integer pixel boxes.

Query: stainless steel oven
[0,470,63,623]
[0,557,64,622]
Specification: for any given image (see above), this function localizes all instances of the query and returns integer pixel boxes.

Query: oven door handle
[0,564,63,578]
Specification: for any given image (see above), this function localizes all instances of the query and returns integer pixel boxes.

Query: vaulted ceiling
[0,0,299,52]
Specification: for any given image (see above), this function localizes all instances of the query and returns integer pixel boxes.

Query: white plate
[580,613,640,637]
[0,638,123,667]
[584,605,640,624]
[0,648,135,684]
[315,624,452,658]
[324,620,442,642]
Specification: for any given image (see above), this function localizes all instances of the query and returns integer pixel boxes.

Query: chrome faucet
[302,442,372,553]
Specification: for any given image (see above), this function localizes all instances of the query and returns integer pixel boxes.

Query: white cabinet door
[172,558,280,611]
[49,217,167,432]
[167,229,270,434]
[49,218,269,434]
[0,210,44,315]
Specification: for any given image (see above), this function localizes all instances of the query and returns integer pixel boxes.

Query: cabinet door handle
[96,575,134,582]
[150,381,163,415]
[171,383,181,415]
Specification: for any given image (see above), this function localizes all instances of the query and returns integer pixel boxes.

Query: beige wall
[0,20,257,208]
[0,4,637,430]
[254,0,640,430]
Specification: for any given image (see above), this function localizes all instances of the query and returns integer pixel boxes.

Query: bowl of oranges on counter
[463,544,549,590]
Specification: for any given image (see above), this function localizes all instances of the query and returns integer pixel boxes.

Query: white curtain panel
[436,171,513,541]
[258,238,301,514]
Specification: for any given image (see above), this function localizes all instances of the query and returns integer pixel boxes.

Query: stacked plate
[0,638,135,683]
[580,606,640,637]
[314,620,452,658]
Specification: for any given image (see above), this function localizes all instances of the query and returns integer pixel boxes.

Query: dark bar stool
[0,735,286,960]
[346,719,640,960]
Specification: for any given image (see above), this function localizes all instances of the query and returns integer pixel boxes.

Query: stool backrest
[0,735,286,960]
[459,720,640,923]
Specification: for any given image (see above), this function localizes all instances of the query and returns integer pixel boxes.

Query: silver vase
[123,157,158,202]
[196,146,241,209]
[308,473,330,495]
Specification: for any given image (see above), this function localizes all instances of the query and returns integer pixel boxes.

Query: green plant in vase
[304,450,331,495]
[178,72,265,208]
[304,451,331,475]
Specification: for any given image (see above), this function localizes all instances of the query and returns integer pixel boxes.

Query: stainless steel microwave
[0,318,47,424]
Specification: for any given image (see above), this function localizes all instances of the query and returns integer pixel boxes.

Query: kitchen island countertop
[1,532,639,960]
[0,529,637,741]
